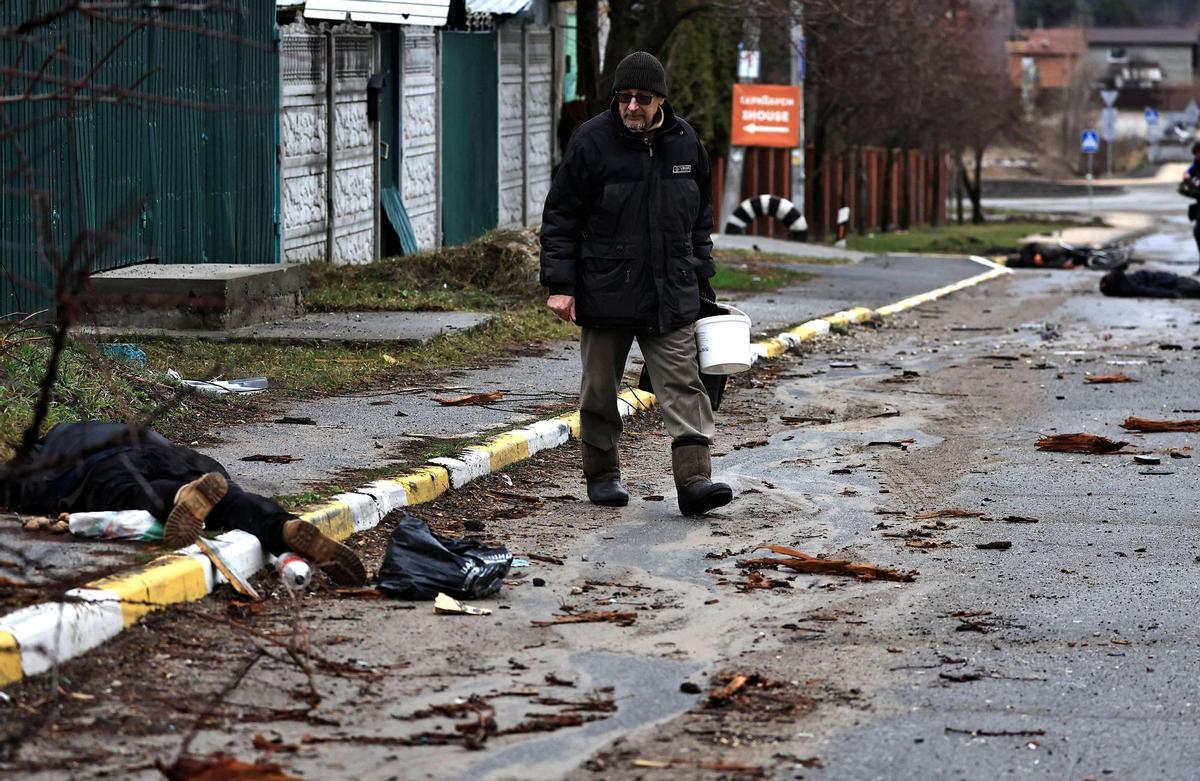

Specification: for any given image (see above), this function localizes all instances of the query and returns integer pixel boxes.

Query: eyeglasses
[616,92,657,105]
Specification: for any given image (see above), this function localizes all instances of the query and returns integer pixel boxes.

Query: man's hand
[547,294,576,322]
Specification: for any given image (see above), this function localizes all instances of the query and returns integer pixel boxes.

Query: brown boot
[581,442,629,506]
[672,444,732,517]
[163,472,227,548]
[281,519,367,586]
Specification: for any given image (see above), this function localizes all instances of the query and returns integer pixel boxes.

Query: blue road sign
[1080,129,1100,154]
[1144,107,1160,125]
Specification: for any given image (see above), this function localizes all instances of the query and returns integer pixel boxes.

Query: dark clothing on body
[540,100,715,334]
[1100,267,1200,298]
[0,421,292,554]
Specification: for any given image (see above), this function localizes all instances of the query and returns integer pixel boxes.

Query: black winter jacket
[540,99,714,332]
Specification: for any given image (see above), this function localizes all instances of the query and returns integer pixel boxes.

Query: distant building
[1085,27,1198,89]
[1006,27,1087,90]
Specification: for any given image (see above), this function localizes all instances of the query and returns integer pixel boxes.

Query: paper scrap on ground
[434,592,492,616]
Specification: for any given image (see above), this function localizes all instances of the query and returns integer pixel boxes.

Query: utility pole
[720,18,760,233]
[789,1,806,236]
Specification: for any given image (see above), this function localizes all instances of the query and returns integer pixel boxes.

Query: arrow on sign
[743,123,790,134]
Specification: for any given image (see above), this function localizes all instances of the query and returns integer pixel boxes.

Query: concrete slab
[77,310,494,345]
[86,263,307,330]
[713,233,870,262]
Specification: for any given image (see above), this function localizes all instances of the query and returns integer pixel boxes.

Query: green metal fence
[0,3,279,318]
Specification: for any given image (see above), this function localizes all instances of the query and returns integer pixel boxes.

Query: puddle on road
[465,651,698,781]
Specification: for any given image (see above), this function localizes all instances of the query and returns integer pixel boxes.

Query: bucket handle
[701,296,751,324]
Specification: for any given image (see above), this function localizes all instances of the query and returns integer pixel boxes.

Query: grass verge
[844,220,1069,255]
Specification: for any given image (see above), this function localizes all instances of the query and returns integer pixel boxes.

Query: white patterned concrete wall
[279,19,376,265]
[331,24,376,264]
[497,21,554,230]
[498,24,526,228]
[401,27,439,250]
[280,18,328,263]
[525,28,553,227]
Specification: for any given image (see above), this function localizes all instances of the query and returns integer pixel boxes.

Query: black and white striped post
[834,206,850,248]
[723,194,808,241]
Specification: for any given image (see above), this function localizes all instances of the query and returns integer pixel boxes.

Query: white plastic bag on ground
[68,510,163,541]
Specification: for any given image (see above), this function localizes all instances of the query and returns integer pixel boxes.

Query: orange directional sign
[730,84,802,148]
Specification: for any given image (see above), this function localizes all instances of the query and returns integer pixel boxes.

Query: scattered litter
[914,509,983,520]
[740,570,792,590]
[68,509,161,541]
[707,673,753,705]
[382,353,398,365]
[734,439,769,450]
[532,578,546,587]
[945,727,1045,738]
[631,759,763,774]
[867,439,915,448]
[1106,360,1145,366]
[1121,416,1200,433]
[511,558,530,568]
[1002,516,1039,524]
[1133,455,1161,465]
[1170,448,1193,459]
[531,610,637,627]
[377,512,512,600]
[169,372,268,395]
[195,537,260,600]
[1159,344,1184,351]
[739,544,917,582]
[1036,433,1130,454]
[240,454,303,464]
[434,592,492,616]
[525,553,565,566]
[680,681,702,694]
[939,672,982,683]
[829,362,859,369]
[1139,469,1175,476]
[274,416,315,425]
[275,553,311,591]
[641,494,665,501]
[434,391,503,406]
[156,753,302,780]
[1084,373,1136,384]
[101,343,147,367]
[976,541,1012,551]
[544,673,576,687]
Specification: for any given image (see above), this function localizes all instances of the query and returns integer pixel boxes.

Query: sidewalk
[0,252,1011,686]
[1020,210,1157,248]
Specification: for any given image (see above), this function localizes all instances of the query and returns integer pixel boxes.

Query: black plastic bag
[376,512,512,600]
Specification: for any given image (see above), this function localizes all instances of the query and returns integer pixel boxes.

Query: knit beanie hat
[613,52,668,98]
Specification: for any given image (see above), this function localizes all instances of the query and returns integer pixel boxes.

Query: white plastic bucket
[696,305,752,375]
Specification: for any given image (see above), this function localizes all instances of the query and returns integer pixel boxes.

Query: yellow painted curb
[479,432,531,471]
[396,465,452,505]
[301,500,358,542]
[88,555,209,626]
[0,632,21,686]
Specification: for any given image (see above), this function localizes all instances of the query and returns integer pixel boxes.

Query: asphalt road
[6,241,1200,779]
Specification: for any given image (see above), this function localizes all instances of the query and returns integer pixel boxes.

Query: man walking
[1183,141,1200,274]
[539,51,732,517]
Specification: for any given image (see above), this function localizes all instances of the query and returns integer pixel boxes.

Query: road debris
[195,537,260,600]
[377,512,512,599]
[1036,433,1130,454]
[868,439,915,448]
[914,508,983,520]
[157,754,301,781]
[739,544,917,582]
[945,727,1046,738]
[739,570,792,590]
[1001,515,1039,524]
[433,391,503,406]
[1170,447,1194,459]
[1134,455,1161,465]
[240,454,303,463]
[975,541,1012,550]
[1084,373,1136,384]
[631,758,764,775]
[433,592,492,616]
[273,416,315,425]
[1121,416,1200,433]
[531,610,637,627]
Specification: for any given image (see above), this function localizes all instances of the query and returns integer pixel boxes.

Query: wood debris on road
[531,610,637,627]
[739,544,917,582]
[1035,433,1130,453]
[1121,416,1200,433]
[1083,373,1137,384]
[433,391,503,406]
